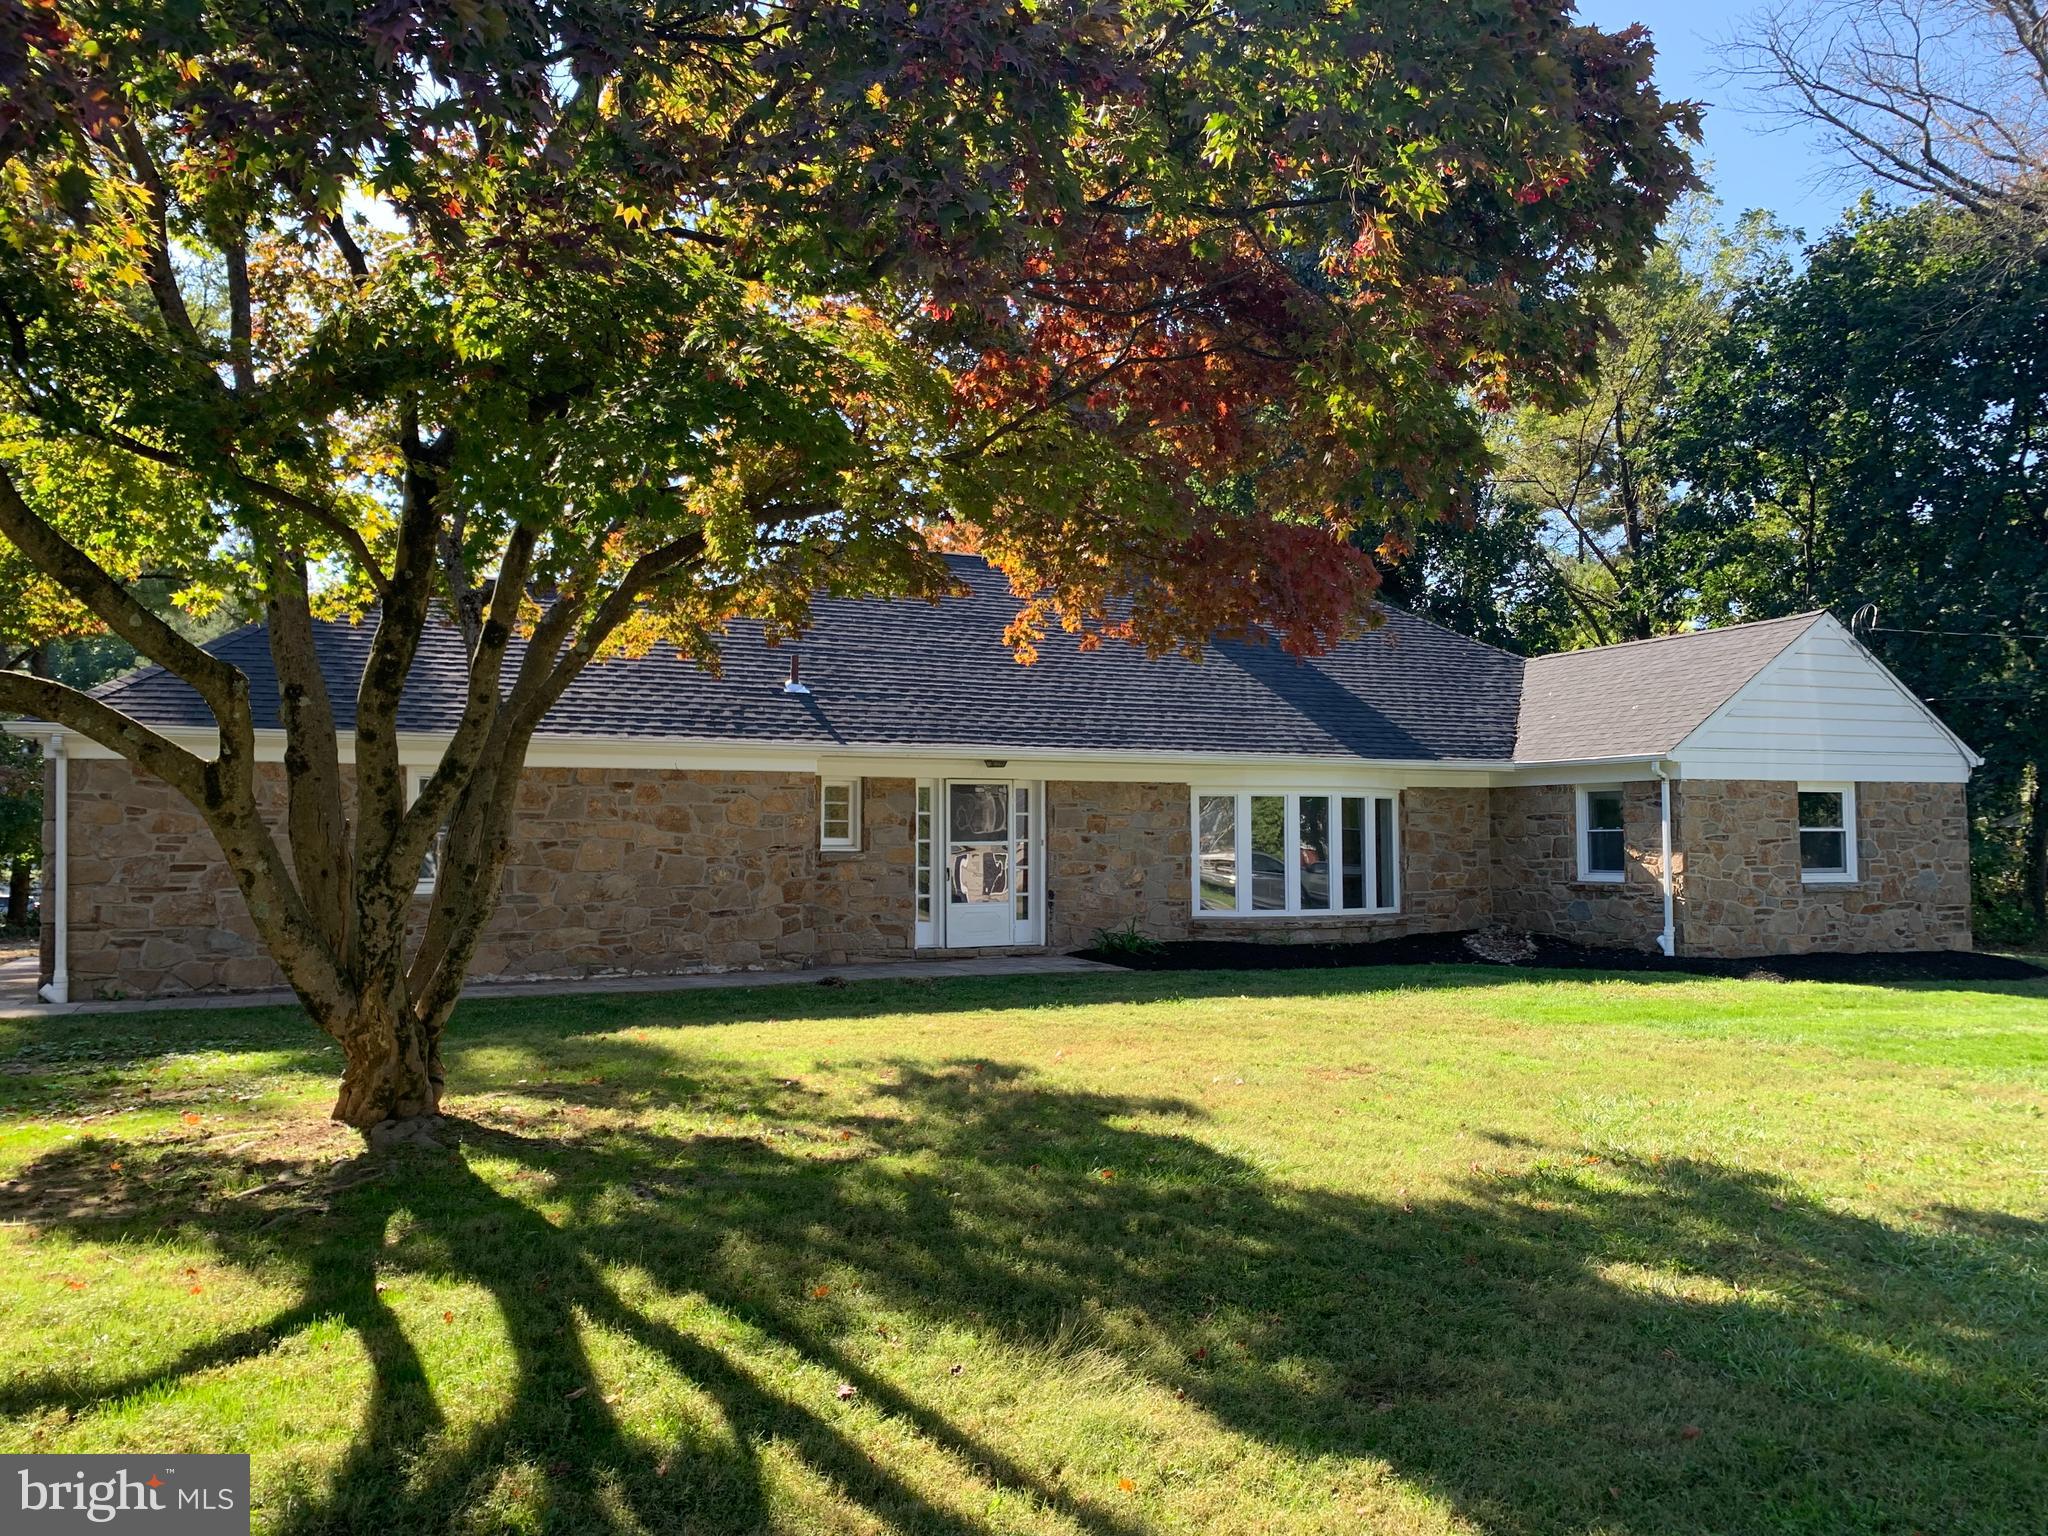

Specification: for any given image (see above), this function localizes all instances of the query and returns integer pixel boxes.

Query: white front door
[943,780,1037,948]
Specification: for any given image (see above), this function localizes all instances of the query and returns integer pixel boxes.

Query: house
[15,557,1980,1001]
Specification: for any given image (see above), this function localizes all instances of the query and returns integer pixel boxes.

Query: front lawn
[1,965,2044,1535]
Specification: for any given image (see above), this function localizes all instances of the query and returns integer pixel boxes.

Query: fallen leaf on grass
[181,1112,201,1125]
[1680,1424,1702,1441]
[1118,1478,1135,1493]
[442,1310,454,1324]
[811,1284,830,1298]
[564,1387,588,1401]
[835,1383,857,1401]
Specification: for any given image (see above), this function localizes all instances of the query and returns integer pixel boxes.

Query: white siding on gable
[1672,617,1978,783]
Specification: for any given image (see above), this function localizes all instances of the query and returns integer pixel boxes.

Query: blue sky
[1575,0,1857,240]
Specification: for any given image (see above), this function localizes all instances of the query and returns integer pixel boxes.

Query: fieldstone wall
[812,776,918,964]
[474,767,823,979]
[1043,783,1491,949]
[47,759,287,998]
[46,759,920,1000]
[1490,782,1669,951]
[42,756,1975,998]
[1675,780,1970,955]
[1044,781,1191,949]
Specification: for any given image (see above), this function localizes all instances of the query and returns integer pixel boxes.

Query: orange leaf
[811,1285,830,1298]
[1118,1478,1135,1493]
[188,1285,203,1295]
[442,1310,454,1324]
[108,1160,122,1172]
[64,1279,85,1290]
[181,1111,201,1124]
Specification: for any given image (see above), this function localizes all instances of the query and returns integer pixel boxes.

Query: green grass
[1,964,2044,1535]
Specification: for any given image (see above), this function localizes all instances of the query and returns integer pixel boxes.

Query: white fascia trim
[42,724,1513,785]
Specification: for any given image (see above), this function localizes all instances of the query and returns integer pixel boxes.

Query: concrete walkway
[0,952,1120,1021]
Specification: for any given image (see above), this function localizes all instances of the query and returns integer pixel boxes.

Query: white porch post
[1653,761,1676,958]
[38,733,68,1004]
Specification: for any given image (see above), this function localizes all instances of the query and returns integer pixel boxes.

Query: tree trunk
[2024,765,2047,941]
[331,996,444,1129]
[6,859,27,928]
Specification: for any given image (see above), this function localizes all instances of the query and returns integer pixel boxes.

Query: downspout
[1652,759,1676,958]
[38,733,68,1004]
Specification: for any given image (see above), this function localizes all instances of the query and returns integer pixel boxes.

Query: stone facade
[1043,783,1491,949]
[1489,781,1669,951]
[1674,780,1971,956]
[48,760,921,1000]
[42,757,1972,999]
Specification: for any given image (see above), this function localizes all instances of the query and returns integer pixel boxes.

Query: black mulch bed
[1077,929,2047,984]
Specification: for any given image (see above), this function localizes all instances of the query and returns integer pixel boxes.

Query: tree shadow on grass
[3,1059,2044,1535]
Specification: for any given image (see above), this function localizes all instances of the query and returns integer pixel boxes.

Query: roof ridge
[1530,610,1826,664]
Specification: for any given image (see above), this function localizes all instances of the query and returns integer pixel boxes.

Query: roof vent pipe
[782,653,810,695]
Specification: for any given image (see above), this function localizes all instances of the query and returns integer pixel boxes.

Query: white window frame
[1189,788,1400,919]
[404,766,444,896]
[820,777,860,851]
[1796,782,1858,884]
[1575,786,1628,884]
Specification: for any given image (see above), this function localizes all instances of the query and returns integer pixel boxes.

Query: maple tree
[0,0,1694,1128]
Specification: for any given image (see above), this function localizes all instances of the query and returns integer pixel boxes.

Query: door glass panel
[1298,795,1332,910]
[949,783,1010,839]
[1198,795,1238,911]
[1341,796,1366,909]
[1375,796,1397,908]
[1250,794,1286,910]
[948,844,1010,903]
[1014,786,1031,922]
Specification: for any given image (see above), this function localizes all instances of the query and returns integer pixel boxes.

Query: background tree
[1481,198,1784,644]
[1371,486,1580,654]
[1730,0,2048,247]
[1661,202,2048,939]
[0,733,36,928]
[0,0,1697,1127]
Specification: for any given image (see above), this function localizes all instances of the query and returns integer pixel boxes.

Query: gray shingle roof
[80,559,1830,766]
[1512,612,1823,762]
[92,556,1526,762]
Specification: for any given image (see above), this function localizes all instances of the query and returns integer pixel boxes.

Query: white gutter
[1652,758,1676,958]
[38,733,67,1004]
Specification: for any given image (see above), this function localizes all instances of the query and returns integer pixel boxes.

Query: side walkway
[0,952,1119,1021]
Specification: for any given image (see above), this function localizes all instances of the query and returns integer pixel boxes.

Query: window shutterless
[820,778,859,850]
[1577,787,1626,881]
[1192,790,1398,917]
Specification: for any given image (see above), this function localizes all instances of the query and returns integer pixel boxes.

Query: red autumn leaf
[811,1285,830,1298]
[1680,1424,1702,1440]
[442,1310,454,1324]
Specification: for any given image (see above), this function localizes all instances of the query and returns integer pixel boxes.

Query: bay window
[1192,790,1399,917]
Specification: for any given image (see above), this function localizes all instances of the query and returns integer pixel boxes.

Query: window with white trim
[820,777,859,850]
[1797,784,1856,881]
[404,767,445,896]
[1193,790,1398,917]
[1576,786,1626,882]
